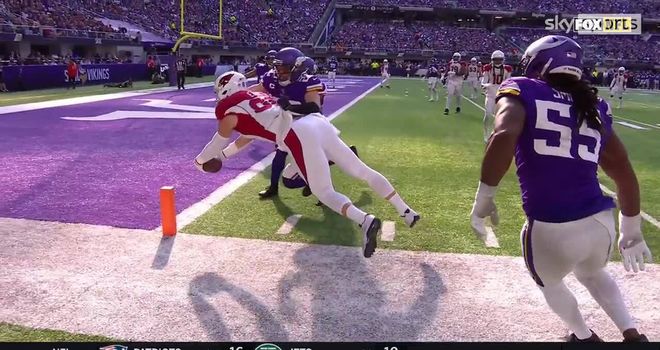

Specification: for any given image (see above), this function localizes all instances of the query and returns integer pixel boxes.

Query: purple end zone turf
[0,78,378,229]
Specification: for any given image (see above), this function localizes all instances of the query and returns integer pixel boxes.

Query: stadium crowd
[331,20,513,56]
[504,27,659,63]
[336,0,660,16]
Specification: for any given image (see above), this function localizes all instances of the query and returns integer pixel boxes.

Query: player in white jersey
[444,52,466,115]
[610,66,627,109]
[195,72,420,258]
[380,59,391,89]
[465,57,481,99]
[481,50,512,142]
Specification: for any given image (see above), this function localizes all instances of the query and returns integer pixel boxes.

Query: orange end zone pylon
[160,186,177,236]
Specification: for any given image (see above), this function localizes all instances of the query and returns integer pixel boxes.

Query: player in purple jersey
[470,36,652,342]
[246,48,325,199]
[245,50,276,83]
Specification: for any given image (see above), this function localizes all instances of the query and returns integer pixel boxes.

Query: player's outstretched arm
[194,115,238,172]
[470,96,525,238]
[244,69,257,79]
[599,130,652,272]
[221,135,253,160]
[480,96,525,186]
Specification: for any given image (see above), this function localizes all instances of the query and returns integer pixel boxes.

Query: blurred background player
[327,56,338,88]
[481,50,512,142]
[246,50,276,84]
[610,66,627,109]
[248,48,324,199]
[196,71,420,258]
[466,57,481,99]
[380,59,391,89]
[444,52,466,115]
[426,58,440,102]
[471,35,651,343]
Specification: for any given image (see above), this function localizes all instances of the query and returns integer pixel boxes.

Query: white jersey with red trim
[381,63,389,76]
[466,63,480,79]
[446,60,466,84]
[215,90,283,144]
[481,63,513,97]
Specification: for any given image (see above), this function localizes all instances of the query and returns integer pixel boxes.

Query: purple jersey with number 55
[496,77,616,223]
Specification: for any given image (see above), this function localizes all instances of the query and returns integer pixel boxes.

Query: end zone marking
[168,80,382,232]
[381,221,396,241]
[276,214,302,235]
[616,121,649,130]
[465,95,660,231]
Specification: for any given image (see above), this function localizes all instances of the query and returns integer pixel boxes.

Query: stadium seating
[503,27,659,63]
[336,0,660,16]
[331,20,515,56]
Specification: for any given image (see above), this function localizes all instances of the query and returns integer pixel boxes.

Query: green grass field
[184,79,660,258]
[0,76,215,107]
[0,322,116,341]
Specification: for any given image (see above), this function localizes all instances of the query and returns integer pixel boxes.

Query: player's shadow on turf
[188,272,289,341]
[277,246,445,341]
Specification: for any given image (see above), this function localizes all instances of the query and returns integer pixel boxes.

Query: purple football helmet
[521,35,583,80]
[265,49,277,64]
[290,56,317,82]
[273,47,304,86]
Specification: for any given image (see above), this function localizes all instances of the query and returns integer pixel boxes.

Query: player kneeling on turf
[194,72,420,258]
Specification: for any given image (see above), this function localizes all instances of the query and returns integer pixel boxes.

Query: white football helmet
[491,50,505,66]
[471,57,478,64]
[214,71,247,101]
[452,52,461,61]
[383,59,388,63]
[618,66,625,73]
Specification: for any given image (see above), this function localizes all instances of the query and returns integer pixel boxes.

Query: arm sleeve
[285,102,321,114]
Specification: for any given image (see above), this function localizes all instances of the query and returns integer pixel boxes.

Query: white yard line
[275,214,302,235]
[615,121,649,130]
[599,185,660,230]
[0,82,214,115]
[165,81,382,232]
[463,95,660,230]
[380,221,396,241]
[612,115,660,131]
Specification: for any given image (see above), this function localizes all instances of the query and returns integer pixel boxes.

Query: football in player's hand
[202,158,222,173]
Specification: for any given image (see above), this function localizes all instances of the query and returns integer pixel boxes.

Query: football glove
[618,212,653,273]
[470,181,499,240]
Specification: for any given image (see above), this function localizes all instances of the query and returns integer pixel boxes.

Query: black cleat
[360,215,381,258]
[258,186,278,199]
[386,85,391,89]
[302,185,312,197]
[456,107,461,113]
[444,108,449,115]
[568,331,603,343]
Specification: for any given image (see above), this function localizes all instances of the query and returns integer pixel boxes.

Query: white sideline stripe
[616,121,649,130]
[464,95,660,230]
[381,221,396,241]
[276,214,302,235]
[160,153,275,232]
[203,98,216,102]
[599,185,660,230]
[166,81,382,232]
[613,115,660,131]
[484,226,500,248]
[0,82,214,115]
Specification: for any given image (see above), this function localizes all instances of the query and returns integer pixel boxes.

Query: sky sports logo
[545,14,641,35]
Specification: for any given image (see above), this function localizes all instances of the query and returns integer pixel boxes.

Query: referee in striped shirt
[176,55,187,90]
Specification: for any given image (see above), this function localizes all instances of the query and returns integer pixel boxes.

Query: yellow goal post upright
[172,0,223,53]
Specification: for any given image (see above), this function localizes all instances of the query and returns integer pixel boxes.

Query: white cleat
[428,98,434,102]
[360,214,381,258]
[401,208,421,228]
